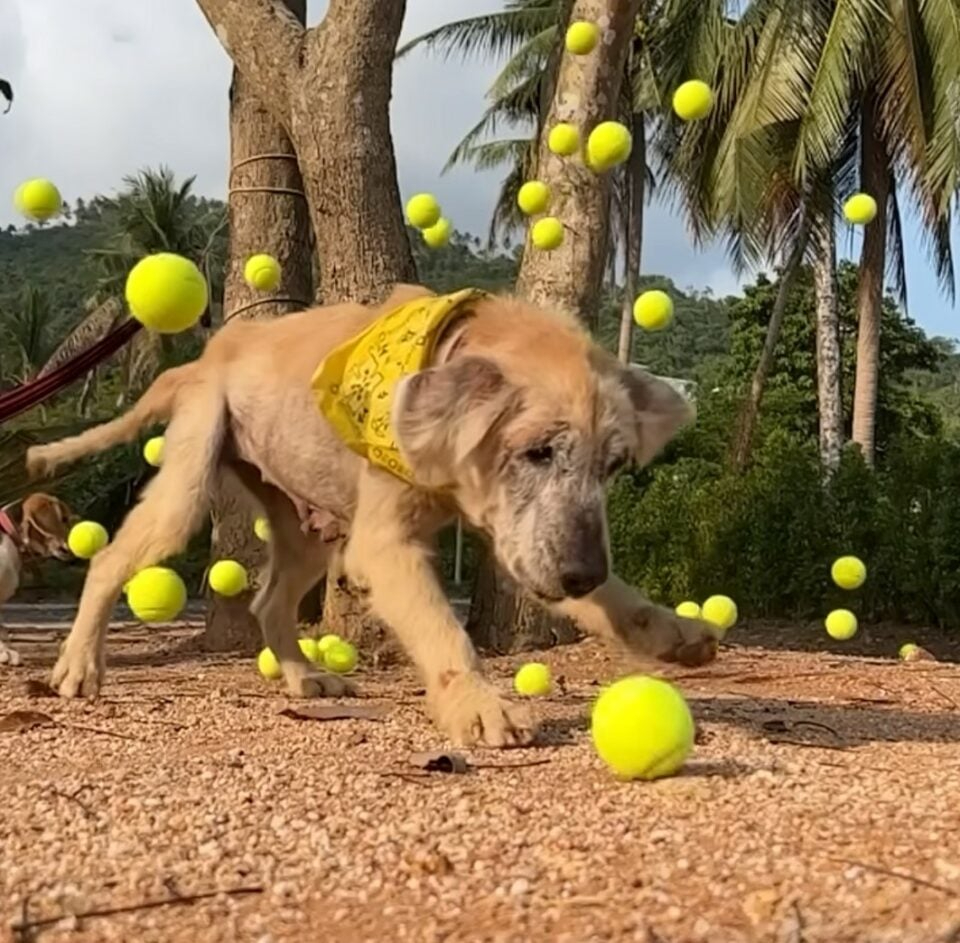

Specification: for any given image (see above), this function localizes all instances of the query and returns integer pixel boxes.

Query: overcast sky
[1,0,957,339]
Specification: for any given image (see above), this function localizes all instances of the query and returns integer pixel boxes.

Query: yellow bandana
[311,288,490,484]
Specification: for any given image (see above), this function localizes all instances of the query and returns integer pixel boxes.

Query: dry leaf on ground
[278,704,391,723]
[0,709,56,733]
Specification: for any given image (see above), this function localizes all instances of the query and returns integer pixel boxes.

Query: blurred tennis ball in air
[531,217,564,251]
[323,639,358,674]
[514,662,552,697]
[298,637,322,664]
[67,521,108,560]
[675,601,702,620]
[422,217,452,248]
[565,21,600,55]
[405,193,441,229]
[825,609,858,640]
[317,633,342,656]
[633,290,674,331]
[257,647,282,680]
[125,253,208,334]
[899,642,919,661]
[587,121,632,172]
[244,254,281,291]
[701,595,738,637]
[253,517,271,542]
[14,178,62,221]
[143,435,165,467]
[208,559,248,597]
[672,80,714,121]
[831,555,866,590]
[126,566,187,623]
[843,193,877,225]
[517,180,551,216]
[548,123,580,156]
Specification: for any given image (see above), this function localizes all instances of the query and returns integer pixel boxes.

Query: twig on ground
[929,684,959,710]
[378,771,437,787]
[59,721,143,741]
[470,758,553,770]
[49,786,94,818]
[829,856,958,897]
[769,738,851,752]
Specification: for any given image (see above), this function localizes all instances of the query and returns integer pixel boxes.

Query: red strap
[0,508,20,545]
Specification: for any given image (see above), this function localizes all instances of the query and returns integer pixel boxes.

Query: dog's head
[17,493,75,560]
[393,297,693,602]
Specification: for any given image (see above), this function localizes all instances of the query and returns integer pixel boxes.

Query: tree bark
[469,0,642,652]
[851,100,889,466]
[812,213,843,473]
[617,114,645,364]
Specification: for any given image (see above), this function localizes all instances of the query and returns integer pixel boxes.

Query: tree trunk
[469,0,642,652]
[812,213,843,473]
[851,101,889,466]
[617,114,645,364]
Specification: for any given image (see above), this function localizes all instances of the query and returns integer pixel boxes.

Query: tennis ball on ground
[531,217,564,250]
[672,80,714,121]
[253,517,271,542]
[317,633,342,655]
[67,521,108,560]
[675,601,702,620]
[125,253,208,334]
[825,609,858,640]
[565,21,600,55]
[514,662,552,697]
[548,123,580,156]
[591,675,694,780]
[702,595,738,637]
[898,642,919,661]
[831,555,866,590]
[244,254,281,291]
[299,637,321,664]
[517,180,550,216]
[126,566,187,623]
[405,193,441,230]
[257,647,282,680]
[843,193,877,225]
[143,435,165,467]
[14,178,62,221]
[633,290,674,331]
[208,559,248,597]
[586,121,632,171]
[422,217,452,248]
[323,639,358,674]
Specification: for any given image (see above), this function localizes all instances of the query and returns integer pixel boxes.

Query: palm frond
[37,297,125,378]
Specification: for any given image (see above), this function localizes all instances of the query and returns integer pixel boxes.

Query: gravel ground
[2,619,960,943]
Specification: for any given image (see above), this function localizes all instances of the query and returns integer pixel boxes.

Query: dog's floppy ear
[20,494,73,554]
[619,365,695,466]
[393,356,514,487]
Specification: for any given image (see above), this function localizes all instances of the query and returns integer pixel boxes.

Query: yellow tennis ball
[672,80,714,121]
[243,254,281,291]
[675,601,702,620]
[825,608,858,640]
[831,555,866,590]
[14,178,62,221]
[125,253,208,334]
[257,647,282,680]
[591,675,694,781]
[843,193,877,225]
[298,637,321,664]
[548,123,580,156]
[514,662,552,697]
[67,521,108,560]
[208,559,248,597]
[143,435,165,468]
[317,633,342,655]
[126,566,187,623]
[633,290,674,331]
[701,595,738,637]
[323,639,358,674]
[253,517,271,542]
[586,121,632,171]
[406,193,441,230]
[898,642,919,661]
[565,21,600,55]
[422,217,451,248]
[517,180,550,215]
[531,216,564,251]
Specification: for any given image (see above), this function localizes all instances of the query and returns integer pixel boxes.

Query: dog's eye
[524,445,554,465]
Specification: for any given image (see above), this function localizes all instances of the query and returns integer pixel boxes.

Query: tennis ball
[843,193,877,225]
[67,521,108,560]
[258,647,282,680]
[633,290,674,331]
[702,595,738,636]
[126,566,187,623]
[323,639,358,674]
[243,254,281,291]
[672,80,714,121]
[253,517,271,542]
[825,608,858,640]
[831,555,866,590]
[675,601,702,620]
[517,180,550,216]
[591,675,694,781]
[299,637,321,664]
[586,121,632,171]
[422,217,452,249]
[548,123,580,156]
[565,21,600,55]
[125,253,208,334]
[208,559,248,597]
[531,217,564,251]
[514,661,552,697]
[14,178,62,221]
[406,193,441,230]
[317,633,342,655]
[899,642,919,661]
[143,435,165,468]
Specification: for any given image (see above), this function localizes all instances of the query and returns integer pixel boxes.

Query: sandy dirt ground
[1,613,959,943]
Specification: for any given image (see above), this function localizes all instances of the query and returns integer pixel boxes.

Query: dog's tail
[26,363,202,479]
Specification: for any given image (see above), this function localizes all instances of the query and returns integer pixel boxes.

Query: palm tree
[2,286,63,385]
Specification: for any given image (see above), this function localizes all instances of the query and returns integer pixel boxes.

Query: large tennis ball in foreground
[67,521,108,560]
[143,435,165,468]
[517,180,550,216]
[843,193,877,225]
[633,290,674,331]
[672,80,714,121]
[422,217,452,248]
[14,178,62,221]
[831,555,866,590]
[548,123,580,156]
[514,662,552,697]
[531,217,564,250]
[586,121,632,171]
[591,676,694,781]
[675,601,702,620]
[125,253,208,334]
[565,21,600,55]
[126,566,187,623]
[405,193,441,230]
[825,608,858,640]
[208,559,248,597]
[701,595,738,637]
[323,639,358,674]
[244,254,281,291]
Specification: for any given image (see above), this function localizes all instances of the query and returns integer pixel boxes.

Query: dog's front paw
[623,606,718,667]
[427,672,535,748]
[282,662,355,698]
[0,641,22,667]
[51,643,104,698]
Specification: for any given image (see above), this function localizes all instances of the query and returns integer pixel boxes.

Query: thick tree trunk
[812,214,843,473]
[617,115,645,364]
[469,0,642,652]
[851,102,889,466]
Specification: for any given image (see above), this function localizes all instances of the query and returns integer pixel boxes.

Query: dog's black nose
[560,562,607,599]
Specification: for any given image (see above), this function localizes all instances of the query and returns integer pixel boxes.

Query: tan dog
[0,492,74,665]
[27,285,717,746]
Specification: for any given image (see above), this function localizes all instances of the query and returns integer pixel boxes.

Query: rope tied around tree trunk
[227,185,307,199]
[230,152,300,173]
